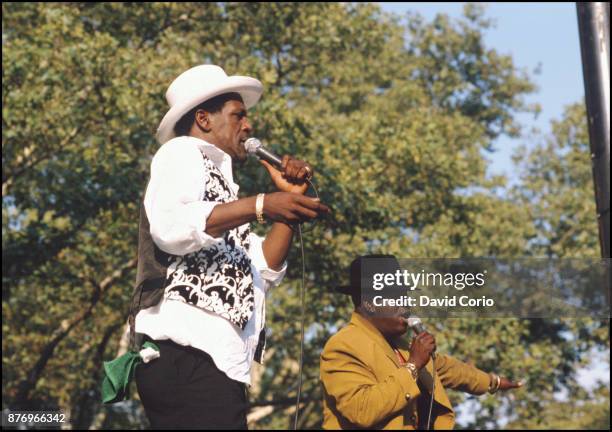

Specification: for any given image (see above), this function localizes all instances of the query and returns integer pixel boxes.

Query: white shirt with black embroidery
[135,136,286,385]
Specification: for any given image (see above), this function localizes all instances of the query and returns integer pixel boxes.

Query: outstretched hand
[498,377,523,391]
[263,192,329,225]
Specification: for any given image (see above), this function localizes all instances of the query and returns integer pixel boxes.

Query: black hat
[336,254,402,296]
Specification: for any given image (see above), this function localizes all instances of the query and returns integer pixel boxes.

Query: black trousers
[135,338,248,430]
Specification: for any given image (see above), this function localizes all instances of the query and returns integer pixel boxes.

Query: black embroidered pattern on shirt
[163,153,254,330]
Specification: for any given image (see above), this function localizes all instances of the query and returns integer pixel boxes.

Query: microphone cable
[407,321,436,430]
[293,222,306,430]
[426,356,436,430]
[247,142,322,428]
[293,178,320,430]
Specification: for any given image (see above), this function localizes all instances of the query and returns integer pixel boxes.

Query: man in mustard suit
[320,255,522,430]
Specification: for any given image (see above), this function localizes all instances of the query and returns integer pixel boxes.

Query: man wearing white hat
[129,65,329,428]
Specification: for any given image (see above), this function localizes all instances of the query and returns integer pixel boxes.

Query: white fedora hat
[156,65,263,144]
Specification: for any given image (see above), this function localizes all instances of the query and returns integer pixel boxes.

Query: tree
[513,102,600,257]
[3,3,606,430]
[507,102,610,429]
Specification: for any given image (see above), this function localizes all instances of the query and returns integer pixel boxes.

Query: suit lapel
[349,312,400,367]
[349,313,454,412]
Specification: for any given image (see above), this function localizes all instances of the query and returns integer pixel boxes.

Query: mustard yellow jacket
[320,312,491,429]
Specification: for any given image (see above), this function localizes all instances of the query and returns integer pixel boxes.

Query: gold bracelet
[405,362,418,380]
[488,373,501,394]
[256,193,265,224]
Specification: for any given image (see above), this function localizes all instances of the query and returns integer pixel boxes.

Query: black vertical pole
[576,2,610,259]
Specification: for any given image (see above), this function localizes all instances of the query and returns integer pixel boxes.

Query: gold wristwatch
[405,362,418,380]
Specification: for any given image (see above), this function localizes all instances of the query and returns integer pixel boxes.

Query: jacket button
[405,393,411,400]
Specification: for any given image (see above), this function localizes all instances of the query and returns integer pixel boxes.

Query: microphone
[405,316,426,334]
[244,137,283,168]
[405,317,437,430]
[404,316,436,359]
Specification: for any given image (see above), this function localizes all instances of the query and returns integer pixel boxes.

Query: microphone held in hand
[244,137,314,181]
[244,137,283,168]
[406,317,426,335]
[404,316,436,359]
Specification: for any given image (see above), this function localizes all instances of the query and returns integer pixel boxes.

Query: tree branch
[12,258,137,408]
[72,322,124,429]
[2,125,82,196]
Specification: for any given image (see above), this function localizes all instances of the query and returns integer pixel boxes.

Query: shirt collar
[187,136,237,191]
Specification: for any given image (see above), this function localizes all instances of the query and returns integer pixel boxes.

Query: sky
[378,2,586,185]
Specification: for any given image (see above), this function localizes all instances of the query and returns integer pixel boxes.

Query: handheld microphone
[404,316,437,430]
[404,316,436,359]
[244,137,283,168]
[406,316,426,334]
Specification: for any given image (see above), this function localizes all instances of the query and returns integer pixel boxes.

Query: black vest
[129,152,256,351]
